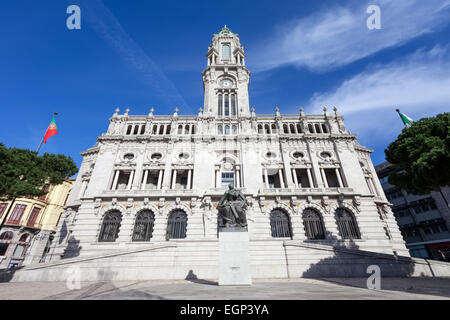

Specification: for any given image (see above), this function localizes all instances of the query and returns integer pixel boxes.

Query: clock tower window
[222,44,230,60]
[224,94,230,116]
[231,94,236,116]
[218,94,223,116]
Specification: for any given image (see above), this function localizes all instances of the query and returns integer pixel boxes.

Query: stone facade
[8,27,446,282]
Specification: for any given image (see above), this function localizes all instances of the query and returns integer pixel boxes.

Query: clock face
[221,80,232,88]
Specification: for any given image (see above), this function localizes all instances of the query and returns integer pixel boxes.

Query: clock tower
[202,26,251,118]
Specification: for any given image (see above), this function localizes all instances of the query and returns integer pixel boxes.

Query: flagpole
[36,139,44,154]
[36,112,58,154]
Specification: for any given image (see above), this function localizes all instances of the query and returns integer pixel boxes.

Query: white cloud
[250,0,450,72]
[307,46,450,149]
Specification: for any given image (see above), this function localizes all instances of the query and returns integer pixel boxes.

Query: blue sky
[1,0,449,170]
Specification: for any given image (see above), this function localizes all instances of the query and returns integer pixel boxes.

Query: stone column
[215,165,221,188]
[171,169,177,189]
[235,168,241,188]
[307,168,314,188]
[320,168,328,188]
[141,170,148,190]
[308,146,324,188]
[292,168,299,188]
[111,170,120,190]
[157,169,163,190]
[264,168,269,188]
[127,170,134,190]
[187,169,192,190]
[335,168,344,188]
[279,169,285,188]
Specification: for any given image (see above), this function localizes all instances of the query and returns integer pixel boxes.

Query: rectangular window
[27,207,41,227]
[231,95,236,116]
[221,172,235,188]
[175,170,190,190]
[222,44,230,59]
[218,94,223,116]
[224,94,229,116]
[8,204,27,224]
[268,173,282,188]
[0,203,7,219]
[116,171,132,190]
[0,243,9,256]
[295,169,311,188]
[12,245,26,258]
[142,170,162,190]
[324,169,340,188]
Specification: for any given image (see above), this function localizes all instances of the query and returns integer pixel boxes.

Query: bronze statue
[217,184,248,228]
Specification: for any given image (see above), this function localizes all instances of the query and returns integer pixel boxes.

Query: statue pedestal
[218,227,252,286]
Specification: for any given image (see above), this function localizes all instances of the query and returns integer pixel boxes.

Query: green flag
[396,109,413,127]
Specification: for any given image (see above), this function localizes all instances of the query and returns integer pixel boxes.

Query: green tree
[0,143,78,200]
[0,143,78,232]
[385,112,450,195]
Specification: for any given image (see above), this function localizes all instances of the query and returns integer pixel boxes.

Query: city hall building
[6,27,450,282]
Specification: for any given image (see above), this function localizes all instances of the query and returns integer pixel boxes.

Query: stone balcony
[259,187,355,196]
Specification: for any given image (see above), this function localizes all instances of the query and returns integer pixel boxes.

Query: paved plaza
[0,278,449,300]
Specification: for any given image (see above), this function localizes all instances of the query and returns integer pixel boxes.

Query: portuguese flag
[43,114,58,143]
[396,109,413,127]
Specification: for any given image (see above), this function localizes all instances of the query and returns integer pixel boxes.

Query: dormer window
[222,44,230,60]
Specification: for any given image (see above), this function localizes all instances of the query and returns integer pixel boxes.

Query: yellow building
[0,179,74,268]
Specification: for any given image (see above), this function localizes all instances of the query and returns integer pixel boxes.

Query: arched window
[98,210,122,242]
[290,124,295,134]
[0,231,13,256]
[315,124,321,134]
[18,234,30,243]
[271,124,277,134]
[218,125,223,135]
[225,125,230,135]
[283,124,289,134]
[232,125,237,135]
[321,124,328,133]
[178,125,183,135]
[167,210,187,240]
[222,44,230,60]
[335,208,360,239]
[270,209,292,238]
[126,125,132,135]
[132,210,155,242]
[258,124,263,134]
[302,208,326,240]
[296,124,302,133]
[0,231,13,241]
